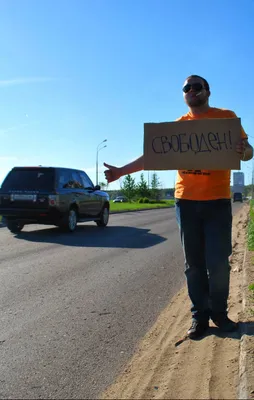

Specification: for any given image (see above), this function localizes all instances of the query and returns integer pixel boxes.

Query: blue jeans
[175,199,232,322]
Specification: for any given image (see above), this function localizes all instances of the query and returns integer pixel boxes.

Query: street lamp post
[96,139,107,186]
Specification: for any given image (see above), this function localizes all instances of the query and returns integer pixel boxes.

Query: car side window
[80,172,94,189]
[71,171,84,189]
[58,170,83,189]
[58,170,72,189]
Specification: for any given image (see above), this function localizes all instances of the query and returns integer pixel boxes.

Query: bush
[138,198,144,203]
[143,197,149,204]
[148,199,166,204]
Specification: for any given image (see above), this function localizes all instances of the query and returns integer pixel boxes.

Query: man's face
[182,77,209,107]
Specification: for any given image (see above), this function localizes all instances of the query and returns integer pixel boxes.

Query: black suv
[233,192,243,203]
[0,166,110,233]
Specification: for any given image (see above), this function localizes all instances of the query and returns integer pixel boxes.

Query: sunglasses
[182,83,204,93]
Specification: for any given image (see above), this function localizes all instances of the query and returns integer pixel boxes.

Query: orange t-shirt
[174,107,247,201]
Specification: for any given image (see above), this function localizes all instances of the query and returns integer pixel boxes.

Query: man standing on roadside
[104,75,253,339]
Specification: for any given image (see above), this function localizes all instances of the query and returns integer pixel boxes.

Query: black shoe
[187,320,209,339]
[212,314,238,332]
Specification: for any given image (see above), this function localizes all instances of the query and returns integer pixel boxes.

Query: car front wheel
[96,205,109,227]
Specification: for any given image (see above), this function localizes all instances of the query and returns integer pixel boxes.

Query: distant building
[233,172,244,186]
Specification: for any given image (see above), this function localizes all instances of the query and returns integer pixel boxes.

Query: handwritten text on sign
[143,118,242,170]
[152,131,233,154]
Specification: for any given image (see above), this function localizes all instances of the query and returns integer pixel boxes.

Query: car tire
[60,208,78,232]
[96,205,109,227]
[7,220,24,234]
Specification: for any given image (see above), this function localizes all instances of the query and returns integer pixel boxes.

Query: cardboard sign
[144,118,242,170]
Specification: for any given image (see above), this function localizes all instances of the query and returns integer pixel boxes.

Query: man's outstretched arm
[104,155,144,183]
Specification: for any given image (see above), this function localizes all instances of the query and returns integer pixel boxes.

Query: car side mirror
[94,185,101,191]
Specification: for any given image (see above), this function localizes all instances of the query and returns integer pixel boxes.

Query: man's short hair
[186,75,210,91]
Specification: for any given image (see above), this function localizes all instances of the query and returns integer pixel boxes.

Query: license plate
[11,194,37,201]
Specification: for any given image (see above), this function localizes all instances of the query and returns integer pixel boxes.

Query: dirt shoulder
[100,203,253,400]
[240,241,254,398]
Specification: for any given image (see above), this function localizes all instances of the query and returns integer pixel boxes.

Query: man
[104,75,253,339]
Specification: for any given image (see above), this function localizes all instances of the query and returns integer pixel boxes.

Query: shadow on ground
[192,322,254,342]
[175,321,254,347]
[14,225,168,249]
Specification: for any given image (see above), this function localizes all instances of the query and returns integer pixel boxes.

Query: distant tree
[99,181,107,190]
[243,184,252,198]
[121,174,136,201]
[150,172,161,200]
[137,173,150,198]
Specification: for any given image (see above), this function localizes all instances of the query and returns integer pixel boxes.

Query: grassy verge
[249,283,254,296]
[110,200,175,213]
[248,282,254,316]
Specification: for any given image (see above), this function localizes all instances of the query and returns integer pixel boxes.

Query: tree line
[100,172,165,202]
[120,172,162,201]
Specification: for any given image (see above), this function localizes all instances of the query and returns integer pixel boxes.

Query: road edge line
[110,206,174,215]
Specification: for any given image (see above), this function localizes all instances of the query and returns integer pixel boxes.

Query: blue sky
[0,0,254,190]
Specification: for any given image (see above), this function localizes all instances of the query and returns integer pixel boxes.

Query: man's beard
[187,96,207,107]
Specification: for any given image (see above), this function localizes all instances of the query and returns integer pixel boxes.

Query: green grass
[110,200,175,212]
[248,200,254,251]
[248,283,254,315]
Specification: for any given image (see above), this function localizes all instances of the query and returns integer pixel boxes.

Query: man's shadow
[195,321,254,341]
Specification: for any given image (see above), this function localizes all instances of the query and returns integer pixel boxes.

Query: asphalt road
[0,203,243,399]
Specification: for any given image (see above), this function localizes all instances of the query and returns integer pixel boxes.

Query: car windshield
[2,168,55,191]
